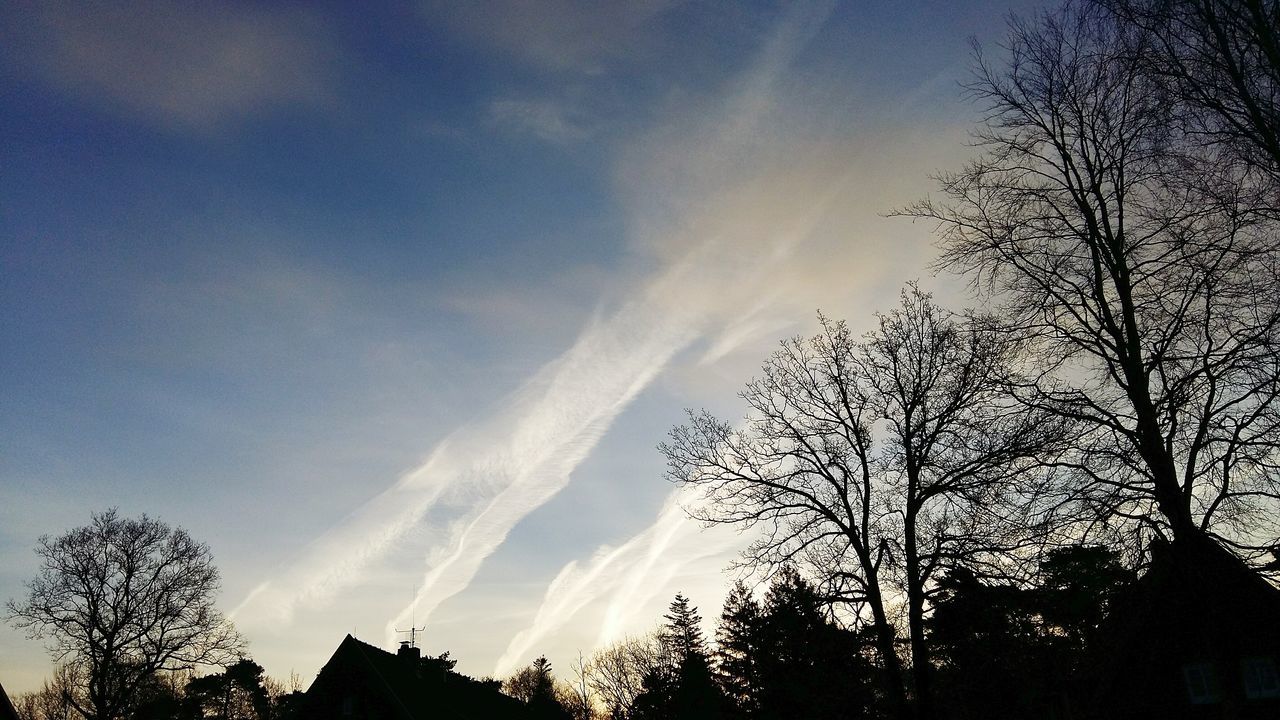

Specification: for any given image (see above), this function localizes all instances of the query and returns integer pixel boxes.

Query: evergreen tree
[183,659,270,720]
[1036,545,1133,651]
[927,569,1043,720]
[753,568,876,720]
[631,666,677,720]
[506,656,572,720]
[635,593,723,720]
[713,583,761,719]
[673,650,722,720]
[927,546,1136,720]
[662,593,706,664]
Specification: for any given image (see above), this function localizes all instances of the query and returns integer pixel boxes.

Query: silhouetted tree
[6,510,243,720]
[661,594,706,665]
[421,650,458,681]
[506,656,572,720]
[928,545,1135,719]
[752,568,879,720]
[650,594,722,720]
[1036,545,1134,650]
[587,634,665,719]
[555,679,596,720]
[1101,0,1280,180]
[664,288,1067,720]
[557,653,597,720]
[262,672,306,720]
[713,583,761,719]
[13,665,77,720]
[928,568,1046,720]
[183,659,270,720]
[630,667,677,720]
[904,2,1280,568]
[127,670,184,720]
[270,692,307,720]
[504,656,553,702]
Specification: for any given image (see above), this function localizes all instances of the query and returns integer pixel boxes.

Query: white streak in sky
[493,485,743,677]
[233,0,840,641]
[381,181,839,644]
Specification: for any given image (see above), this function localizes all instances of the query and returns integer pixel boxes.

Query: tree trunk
[1121,347,1201,542]
[904,506,933,720]
[863,557,913,720]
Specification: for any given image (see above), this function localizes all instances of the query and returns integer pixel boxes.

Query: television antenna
[395,624,426,648]
[396,584,424,648]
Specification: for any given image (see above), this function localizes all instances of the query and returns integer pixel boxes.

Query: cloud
[232,0,843,641]
[233,2,975,675]
[421,0,681,75]
[493,484,744,676]
[489,98,589,144]
[231,255,709,634]
[2,1,335,131]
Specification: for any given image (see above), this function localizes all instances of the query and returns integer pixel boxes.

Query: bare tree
[6,510,243,720]
[13,666,78,720]
[903,2,1280,565]
[1101,0,1280,181]
[662,287,1066,720]
[585,633,664,719]
[503,658,549,703]
[558,652,597,720]
[555,678,596,720]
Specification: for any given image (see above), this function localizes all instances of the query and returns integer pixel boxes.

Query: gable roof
[0,680,18,720]
[1086,537,1280,715]
[307,635,528,720]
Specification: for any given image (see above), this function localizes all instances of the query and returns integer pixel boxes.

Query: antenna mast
[396,585,425,648]
[395,624,426,648]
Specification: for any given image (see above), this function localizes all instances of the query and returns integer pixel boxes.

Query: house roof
[1087,537,1280,715]
[0,679,19,720]
[308,635,528,720]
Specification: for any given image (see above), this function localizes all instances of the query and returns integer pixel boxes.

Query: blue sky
[0,0,1049,692]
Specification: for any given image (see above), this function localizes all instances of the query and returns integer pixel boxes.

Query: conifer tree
[639,593,722,720]
[661,593,706,664]
[506,656,571,720]
[713,582,761,718]
[754,568,877,720]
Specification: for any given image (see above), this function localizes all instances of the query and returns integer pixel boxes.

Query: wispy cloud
[489,98,589,144]
[493,485,744,676]
[2,1,335,131]
[232,1,844,642]
[421,0,681,75]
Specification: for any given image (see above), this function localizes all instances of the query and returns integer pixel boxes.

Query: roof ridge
[344,633,395,657]
[343,635,417,720]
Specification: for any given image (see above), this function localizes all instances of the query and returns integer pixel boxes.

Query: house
[302,634,530,719]
[1086,537,1280,719]
[0,680,18,720]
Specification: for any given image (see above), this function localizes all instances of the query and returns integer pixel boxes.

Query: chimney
[398,641,421,664]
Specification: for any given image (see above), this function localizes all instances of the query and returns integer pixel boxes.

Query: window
[1183,663,1221,704]
[1243,657,1280,699]
[342,694,355,716]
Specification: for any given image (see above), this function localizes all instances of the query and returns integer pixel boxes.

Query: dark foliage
[6,510,242,720]
[711,570,879,720]
[713,583,760,719]
[182,659,270,720]
[929,547,1135,719]
[629,595,724,720]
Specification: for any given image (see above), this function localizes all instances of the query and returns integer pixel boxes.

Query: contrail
[380,289,701,641]
[493,484,745,676]
[232,0,839,639]
[382,183,841,644]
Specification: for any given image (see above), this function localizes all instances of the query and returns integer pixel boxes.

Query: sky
[0,0,1050,694]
